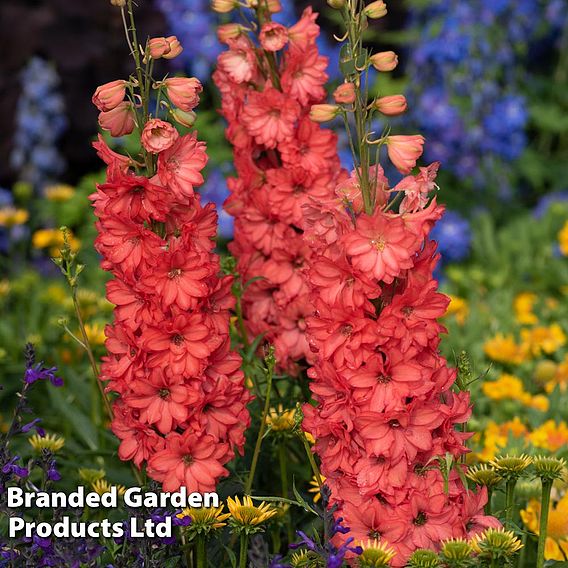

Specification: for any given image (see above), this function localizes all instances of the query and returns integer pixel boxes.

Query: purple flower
[24,364,62,387]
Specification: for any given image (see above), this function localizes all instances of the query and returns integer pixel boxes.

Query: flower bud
[309,104,340,123]
[162,36,183,60]
[211,0,237,13]
[364,0,387,18]
[164,77,202,112]
[217,23,245,43]
[370,51,398,72]
[171,109,197,128]
[386,134,424,174]
[375,94,407,116]
[147,37,171,60]
[98,102,135,137]
[333,82,356,104]
[110,0,126,6]
[327,0,346,8]
[92,80,127,112]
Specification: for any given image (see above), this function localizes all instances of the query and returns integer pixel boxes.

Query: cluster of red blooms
[213,7,344,374]
[302,163,499,562]
[90,43,251,492]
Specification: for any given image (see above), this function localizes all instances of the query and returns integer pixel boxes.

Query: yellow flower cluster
[473,418,528,462]
[32,228,80,256]
[473,417,568,461]
[0,207,29,227]
[484,324,566,365]
[482,373,549,411]
[529,420,568,453]
[521,493,568,561]
[44,184,75,202]
[445,295,469,325]
[558,220,568,256]
[483,333,529,365]
[514,292,538,325]
[521,324,566,357]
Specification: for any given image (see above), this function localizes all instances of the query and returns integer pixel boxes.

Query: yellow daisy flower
[227,495,277,528]
[28,433,65,452]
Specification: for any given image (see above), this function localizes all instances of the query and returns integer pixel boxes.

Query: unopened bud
[217,23,245,43]
[327,0,346,8]
[171,109,197,128]
[364,0,387,18]
[375,94,407,116]
[211,0,237,13]
[309,104,340,123]
[370,51,398,72]
[110,0,126,6]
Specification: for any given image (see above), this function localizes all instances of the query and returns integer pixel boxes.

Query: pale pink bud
[212,0,236,13]
[141,118,179,153]
[259,22,289,52]
[364,0,387,18]
[370,51,398,72]
[92,80,127,112]
[162,36,183,59]
[309,104,340,123]
[386,135,425,174]
[266,0,281,12]
[375,94,407,116]
[217,23,245,43]
[171,109,197,128]
[164,77,203,112]
[147,37,171,60]
[98,102,135,137]
[333,83,356,104]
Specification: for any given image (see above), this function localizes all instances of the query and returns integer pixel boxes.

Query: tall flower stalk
[302,1,498,565]
[90,0,250,491]
[213,0,344,375]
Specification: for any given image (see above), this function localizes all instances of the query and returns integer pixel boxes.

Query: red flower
[147,430,229,492]
[143,313,221,377]
[157,132,208,201]
[342,212,420,283]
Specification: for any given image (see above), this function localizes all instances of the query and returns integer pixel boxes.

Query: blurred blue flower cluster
[155,0,222,81]
[10,58,67,191]
[405,0,541,188]
[431,210,472,265]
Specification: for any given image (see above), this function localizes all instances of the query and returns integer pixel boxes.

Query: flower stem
[196,535,207,568]
[536,479,552,568]
[279,441,293,543]
[485,487,493,516]
[505,479,517,526]
[244,353,275,494]
[239,533,249,568]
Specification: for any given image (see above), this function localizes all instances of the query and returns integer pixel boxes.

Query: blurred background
[0,0,567,488]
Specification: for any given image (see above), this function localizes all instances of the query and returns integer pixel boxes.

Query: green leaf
[48,385,98,450]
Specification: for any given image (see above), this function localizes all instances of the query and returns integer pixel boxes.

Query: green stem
[71,288,113,422]
[244,358,274,494]
[239,533,249,568]
[485,487,493,516]
[301,434,323,489]
[196,535,207,568]
[536,479,552,568]
[279,442,293,544]
[505,479,517,527]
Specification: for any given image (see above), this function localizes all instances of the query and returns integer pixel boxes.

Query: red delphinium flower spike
[300,2,498,565]
[90,11,250,492]
[214,4,344,375]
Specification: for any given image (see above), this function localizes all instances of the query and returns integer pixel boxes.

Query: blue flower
[430,210,472,263]
[10,57,67,191]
